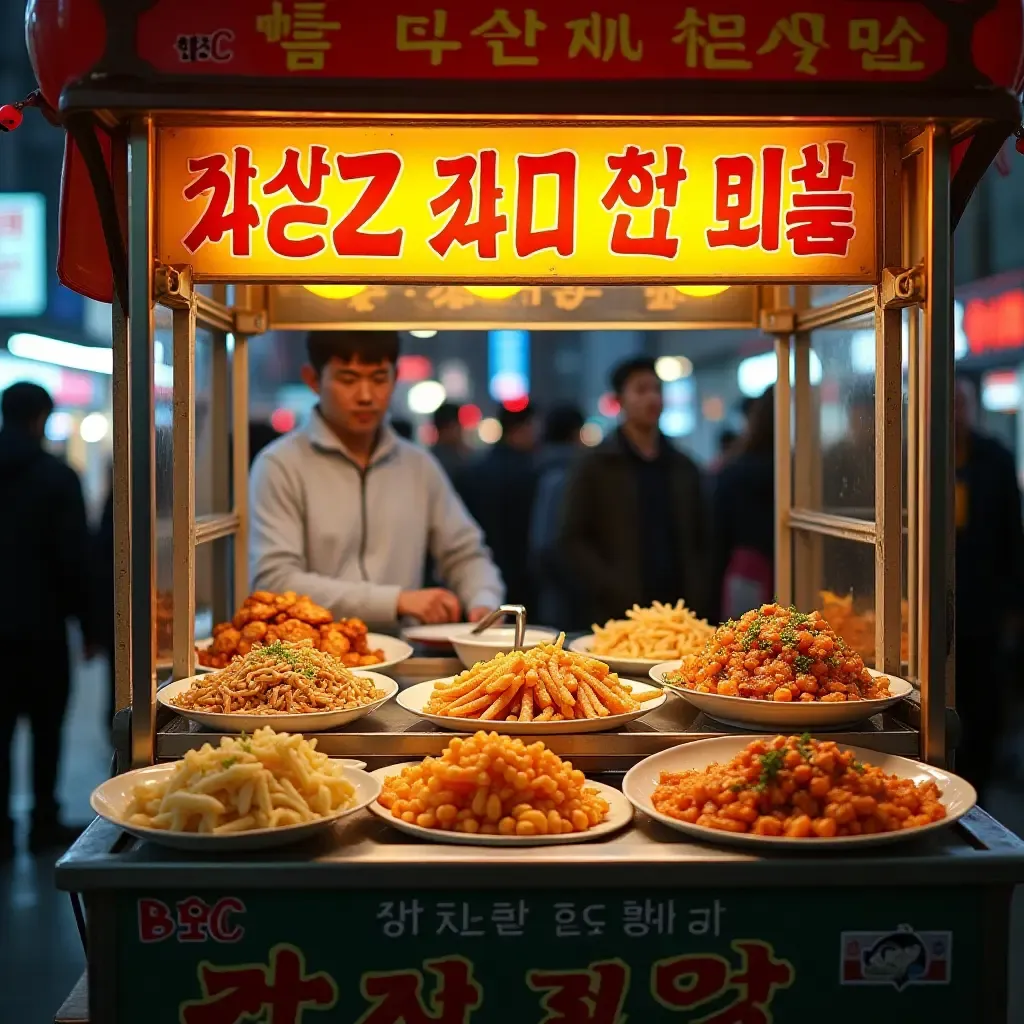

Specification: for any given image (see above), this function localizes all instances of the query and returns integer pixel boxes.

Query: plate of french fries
[396,634,666,734]
[570,600,716,674]
[368,731,632,845]
[90,729,381,850]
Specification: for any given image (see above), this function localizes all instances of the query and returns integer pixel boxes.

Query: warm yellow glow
[674,285,730,298]
[463,286,523,300]
[303,285,368,300]
[158,125,877,284]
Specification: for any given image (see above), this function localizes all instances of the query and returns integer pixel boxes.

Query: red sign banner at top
[134,0,978,82]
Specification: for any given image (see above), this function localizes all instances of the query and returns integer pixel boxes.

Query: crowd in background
[1,343,1024,861]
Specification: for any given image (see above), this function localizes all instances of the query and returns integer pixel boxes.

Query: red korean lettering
[528,959,630,1023]
[262,145,332,258]
[785,141,856,257]
[357,956,483,1024]
[209,899,246,943]
[429,150,507,259]
[514,152,577,258]
[138,898,175,943]
[697,941,795,1024]
[705,148,784,251]
[652,952,729,1010]
[601,145,687,259]
[177,897,215,943]
[756,14,827,76]
[180,944,337,1024]
[182,148,260,257]
[332,151,404,258]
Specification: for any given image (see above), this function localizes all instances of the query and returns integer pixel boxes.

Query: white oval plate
[194,633,413,674]
[369,765,631,846]
[91,762,381,851]
[623,736,975,850]
[158,671,399,732]
[448,626,560,668]
[396,678,666,734]
[648,661,913,730]
[569,634,705,676]
[401,622,473,646]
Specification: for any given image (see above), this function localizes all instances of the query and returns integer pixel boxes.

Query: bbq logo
[840,924,952,989]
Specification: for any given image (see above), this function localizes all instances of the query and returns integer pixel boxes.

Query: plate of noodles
[622,734,974,849]
[159,640,398,732]
[568,600,716,674]
[91,728,381,850]
[647,603,913,729]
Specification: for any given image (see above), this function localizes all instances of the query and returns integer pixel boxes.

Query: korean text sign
[155,124,878,284]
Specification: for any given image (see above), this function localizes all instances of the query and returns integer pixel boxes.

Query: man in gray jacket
[250,330,504,627]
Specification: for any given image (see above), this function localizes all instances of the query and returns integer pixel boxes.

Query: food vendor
[249,330,504,627]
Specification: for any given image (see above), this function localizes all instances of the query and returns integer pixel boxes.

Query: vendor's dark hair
[433,402,461,431]
[1,381,54,428]
[610,356,658,396]
[306,330,400,374]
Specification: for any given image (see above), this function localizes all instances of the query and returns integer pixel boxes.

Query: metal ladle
[468,604,527,649]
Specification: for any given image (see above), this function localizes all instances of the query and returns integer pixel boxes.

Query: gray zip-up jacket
[249,412,505,626]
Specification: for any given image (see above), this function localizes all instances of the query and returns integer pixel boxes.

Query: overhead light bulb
[464,286,522,300]
[409,329,438,339]
[304,285,368,300]
[674,286,730,298]
[407,380,447,415]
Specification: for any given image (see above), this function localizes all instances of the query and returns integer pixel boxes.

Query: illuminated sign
[156,124,877,283]
[962,288,1024,356]
[0,193,46,317]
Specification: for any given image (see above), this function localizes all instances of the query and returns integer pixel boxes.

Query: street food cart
[15,0,1024,1020]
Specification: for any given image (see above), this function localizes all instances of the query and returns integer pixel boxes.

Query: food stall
[14,0,1024,1020]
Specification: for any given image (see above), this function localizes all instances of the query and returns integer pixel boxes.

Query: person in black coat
[0,383,97,858]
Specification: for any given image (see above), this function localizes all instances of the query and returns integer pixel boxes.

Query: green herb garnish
[741,616,763,651]
[754,749,786,792]
[260,640,298,666]
[851,760,866,774]
[729,783,744,793]
[221,757,238,769]
[780,625,799,648]
[796,732,813,762]
[794,654,814,674]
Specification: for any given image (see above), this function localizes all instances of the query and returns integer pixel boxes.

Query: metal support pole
[773,286,793,607]
[232,333,251,604]
[875,127,904,675]
[920,125,954,768]
[209,285,232,623]
[128,119,156,769]
[791,285,818,611]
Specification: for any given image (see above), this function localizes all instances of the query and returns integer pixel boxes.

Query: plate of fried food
[370,730,632,845]
[91,728,381,850]
[648,603,913,730]
[197,590,412,672]
[161,640,398,732]
[397,634,666,734]
[623,733,974,849]
[569,600,716,674]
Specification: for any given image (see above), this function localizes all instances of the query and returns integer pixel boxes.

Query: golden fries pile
[425,634,660,723]
[590,600,715,661]
[377,731,609,836]
[124,729,355,834]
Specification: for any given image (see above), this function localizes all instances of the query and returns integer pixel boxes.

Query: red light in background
[503,396,530,413]
[963,289,1024,355]
[270,407,296,433]
[458,403,482,429]
[397,355,432,382]
[418,423,439,446]
[597,392,620,417]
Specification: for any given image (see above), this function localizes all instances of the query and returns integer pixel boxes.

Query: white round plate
[158,671,399,732]
[91,762,381,851]
[401,622,472,646]
[396,678,666,734]
[623,736,975,850]
[193,633,413,674]
[369,765,631,845]
[648,661,913,730]
[569,634,705,676]
[448,626,560,669]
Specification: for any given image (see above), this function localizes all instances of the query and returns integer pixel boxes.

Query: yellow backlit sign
[156,124,877,283]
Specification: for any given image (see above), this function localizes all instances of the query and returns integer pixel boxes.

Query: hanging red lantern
[0,103,24,132]
[25,0,107,110]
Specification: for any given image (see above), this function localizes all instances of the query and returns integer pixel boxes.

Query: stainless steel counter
[154,657,921,768]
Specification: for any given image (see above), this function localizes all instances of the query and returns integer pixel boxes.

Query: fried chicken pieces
[198,591,385,669]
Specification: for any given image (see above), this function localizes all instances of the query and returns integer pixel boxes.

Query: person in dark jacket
[711,387,774,620]
[529,405,585,628]
[0,383,96,858]
[432,402,469,483]
[559,357,711,626]
[953,378,1024,800]
[457,405,539,610]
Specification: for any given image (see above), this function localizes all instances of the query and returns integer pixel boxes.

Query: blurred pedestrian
[250,330,503,627]
[560,357,710,626]
[708,426,741,473]
[529,404,585,628]
[459,405,540,610]
[432,402,469,482]
[953,378,1024,800]
[0,383,97,857]
[712,387,775,620]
